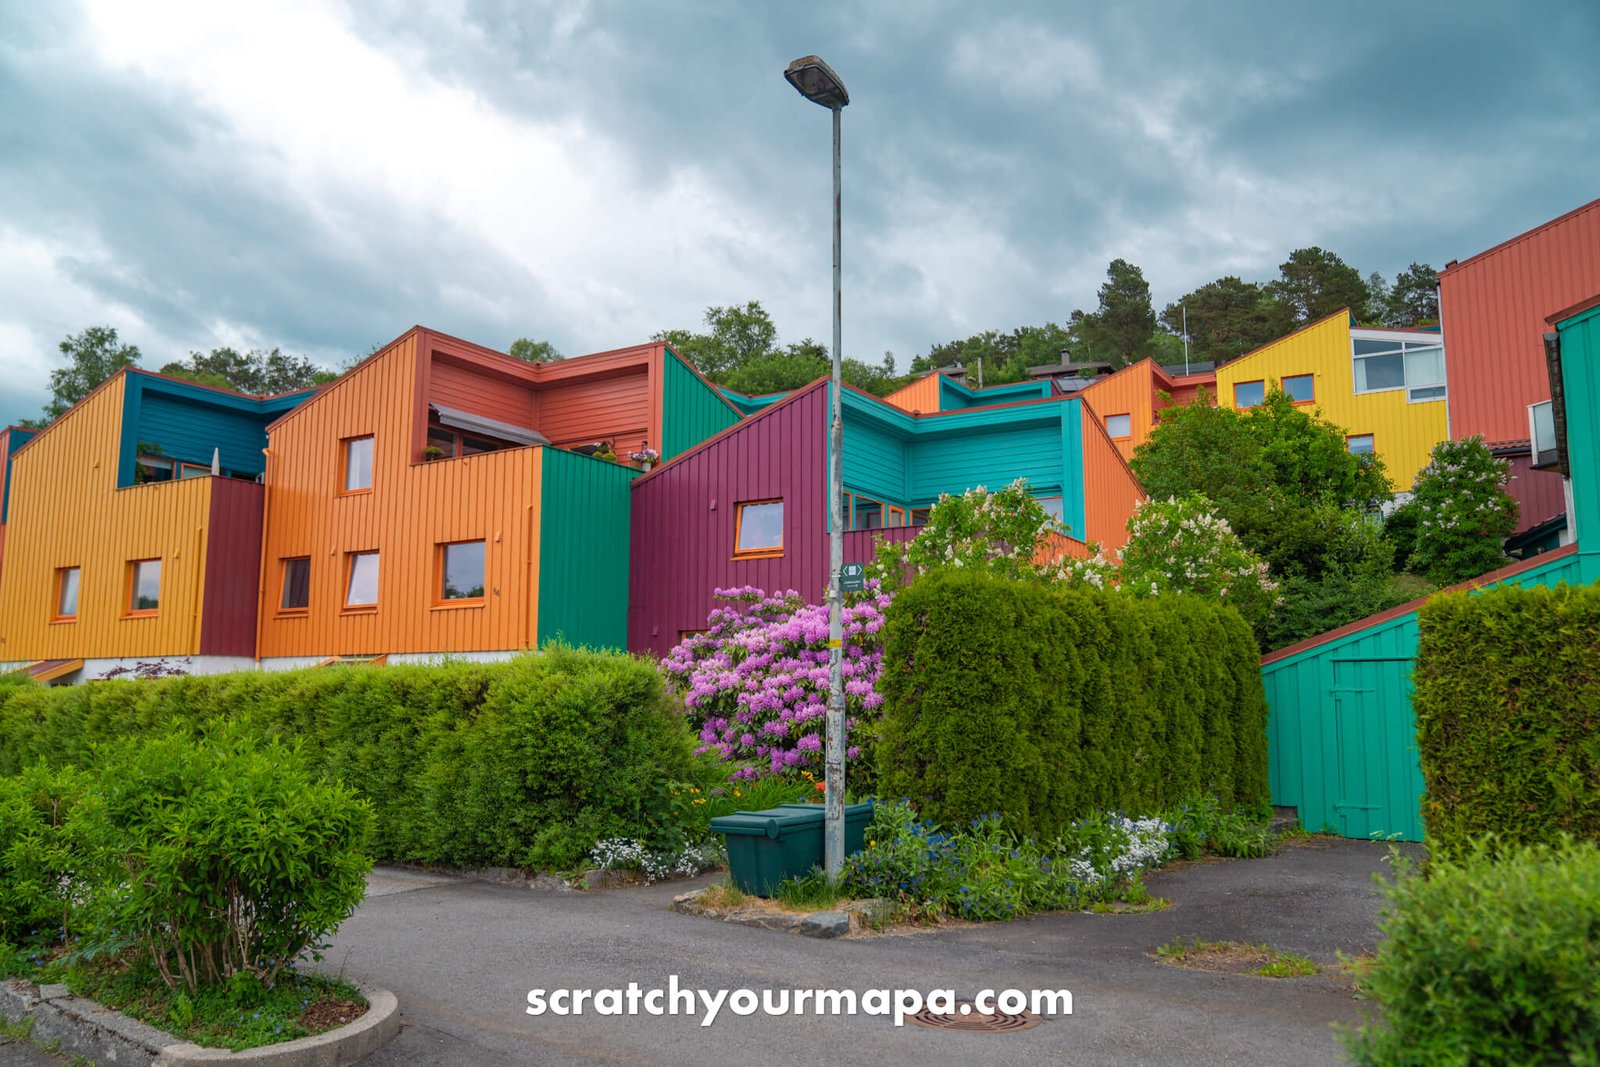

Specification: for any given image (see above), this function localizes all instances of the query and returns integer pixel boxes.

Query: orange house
[1076,359,1216,461]
[254,326,741,664]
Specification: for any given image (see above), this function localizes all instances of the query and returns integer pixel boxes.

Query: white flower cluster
[588,838,725,883]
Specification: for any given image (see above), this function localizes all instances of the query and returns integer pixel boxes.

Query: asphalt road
[328,838,1408,1067]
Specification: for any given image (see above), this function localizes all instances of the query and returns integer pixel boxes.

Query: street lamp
[784,54,849,881]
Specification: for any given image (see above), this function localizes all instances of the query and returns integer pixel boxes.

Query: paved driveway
[331,838,1406,1067]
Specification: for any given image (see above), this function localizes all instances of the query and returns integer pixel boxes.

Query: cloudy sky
[2,1,1597,426]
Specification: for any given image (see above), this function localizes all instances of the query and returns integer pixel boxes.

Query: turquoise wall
[1558,304,1600,539]
[116,376,309,488]
[536,448,635,650]
[938,377,1051,411]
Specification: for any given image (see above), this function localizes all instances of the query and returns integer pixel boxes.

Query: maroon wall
[1502,455,1567,532]
[200,477,266,657]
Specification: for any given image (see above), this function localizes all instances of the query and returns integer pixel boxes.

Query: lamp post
[784,54,849,881]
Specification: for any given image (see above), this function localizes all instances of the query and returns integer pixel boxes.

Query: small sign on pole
[840,562,866,592]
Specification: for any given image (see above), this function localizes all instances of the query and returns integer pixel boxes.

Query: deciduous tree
[28,326,142,426]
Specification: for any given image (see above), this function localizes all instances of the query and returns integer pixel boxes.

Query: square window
[1234,380,1265,409]
[280,557,311,611]
[1105,413,1132,438]
[137,455,175,483]
[343,436,374,492]
[1282,375,1315,403]
[851,498,883,530]
[1038,496,1065,522]
[55,567,80,620]
[734,500,783,557]
[439,541,486,601]
[910,507,931,526]
[345,551,379,608]
[1347,434,1375,455]
[128,559,161,614]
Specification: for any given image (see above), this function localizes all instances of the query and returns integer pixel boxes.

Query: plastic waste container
[710,800,875,896]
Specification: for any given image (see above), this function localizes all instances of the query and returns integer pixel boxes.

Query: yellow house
[1214,310,1449,491]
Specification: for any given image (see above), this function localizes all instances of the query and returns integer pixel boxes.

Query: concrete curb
[0,977,399,1067]
[670,889,893,938]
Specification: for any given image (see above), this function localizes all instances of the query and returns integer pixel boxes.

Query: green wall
[661,347,742,459]
[536,448,635,650]
[1558,304,1600,540]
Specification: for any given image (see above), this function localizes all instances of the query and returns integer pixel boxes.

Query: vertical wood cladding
[199,477,266,656]
[1439,198,1600,446]
[630,385,828,655]
[882,374,941,415]
[257,332,544,657]
[0,375,215,661]
[1078,401,1144,551]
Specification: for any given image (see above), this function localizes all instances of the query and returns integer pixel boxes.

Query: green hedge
[1345,839,1600,1065]
[876,570,1268,836]
[1414,583,1600,853]
[0,646,696,869]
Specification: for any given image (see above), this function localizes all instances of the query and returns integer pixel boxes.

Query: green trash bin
[710,800,876,897]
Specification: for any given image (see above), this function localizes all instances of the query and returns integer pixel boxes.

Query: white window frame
[1351,330,1446,404]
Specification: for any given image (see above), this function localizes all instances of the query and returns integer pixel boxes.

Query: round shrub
[1346,839,1600,1065]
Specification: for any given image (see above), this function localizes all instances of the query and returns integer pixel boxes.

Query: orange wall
[0,375,217,661]
[1080,403,1144,552]
[1080,361,1158,461]
[883,375,941,415]
[257,332,545,658]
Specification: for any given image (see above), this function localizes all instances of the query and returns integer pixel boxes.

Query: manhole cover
[906,1001,1044,1032]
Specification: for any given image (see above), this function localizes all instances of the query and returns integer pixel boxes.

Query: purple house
[627,378,1143,657]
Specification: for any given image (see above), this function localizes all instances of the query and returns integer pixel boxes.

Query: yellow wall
[1214,312,1448,490]
[0,375,216,662]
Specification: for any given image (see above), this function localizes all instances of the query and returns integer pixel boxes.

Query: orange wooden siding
[1079,360,1159,461]
[882,374,941,415]
[1079,402,1144,552]
[257,332,545,657]
[0,375,216,661]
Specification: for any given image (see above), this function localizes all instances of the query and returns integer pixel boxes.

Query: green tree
[159,347,326,395]
[1159,277,1294,365]
[1363,271,1392,325]
[1405,437,1517,582]
[507,338,563,363]
[910,323,1071,384]
[1075,258,1157,367]
[28,326,142,425]
[1387,263,1439,327]
[1270,247,1370,327]
[653,301,779,380]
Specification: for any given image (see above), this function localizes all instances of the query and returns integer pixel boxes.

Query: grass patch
[1154,936,1323,978]
[63,956,366,1051]
[694,879,749,911]
[773,867,848,911]
[0,1015,34,1040]
[1091,880,1171,913]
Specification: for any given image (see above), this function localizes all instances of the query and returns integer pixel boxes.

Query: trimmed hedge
[876,570,1268,836]
[1345,839,1600,1065]
[1414,583,1600,853]
[0,646,696,870]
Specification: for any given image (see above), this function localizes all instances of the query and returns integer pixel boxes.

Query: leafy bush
[80,727,373,991]
[1117,494,1278,628]
[1164,795,1275,859]
[1406,436,1517,583]
[877,569,1268,836]
[1414,584,1600,853]
[0,764,99,944]
[866,478,1072,590]
[0,646,698,871]
[1345,840,1600,1066]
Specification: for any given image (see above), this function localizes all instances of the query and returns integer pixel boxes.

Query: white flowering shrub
[1118,495,1278,627]
[867,478,1073,592]
[588,837,725,883]
[1407,437,1518,583]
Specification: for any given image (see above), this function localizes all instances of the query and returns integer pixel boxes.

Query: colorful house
[627,379,1143,656]
[1076,359,1216,462]
[1438,197,1600,534]
[0,372,313,681]
[253,327,741,666]
[881,370,1053,416]
[1213,310,1449,491]
[1259,292,1600,841]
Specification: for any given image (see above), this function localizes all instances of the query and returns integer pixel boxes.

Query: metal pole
[824,101,846,881]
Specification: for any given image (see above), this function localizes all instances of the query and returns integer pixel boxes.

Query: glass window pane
[427,428,457,456]
[1282,375,1315,402]
[460,436,500,456]
[138,456,174,483]
[1352,339,1400,356]
[1531,401,1557,453]
[441,541,486,600]
[1234,381,1265,408]
[346,552,378,606]
[852,499,883,530]
[1408,385,1447,402]
[344,437,374,491]
[131,560,161,611]
[736,501,783,552]
[910,508,931,526]
[1404,346,1444,387]
[1038,496,1065,522]
[1355,353,1404,392]
[281,558,310,610]
[58,568,80,617]
[1347,435,1375,455]
[1106,414,1132,437]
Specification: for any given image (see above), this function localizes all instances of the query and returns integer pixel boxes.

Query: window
[54,567,80,621]
[280,558,310,612]
[1037,496,1065,523]
[1105,413,1132,439]
[127,559,161,615]
[1352,337,1446,402]
[851,497,884,531]
[137,455,175,483]
[734,500,783,558]
[1347,434,1375,455]
[180,463,210,479]
[886,506,908,527]
[910,507,931,526]
[342,436,374,492]
[345,551,379,608]
[439,541,486,602]
[1234,380,1265,409]
[425,423,511,460]
[1282,374,1315,403]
